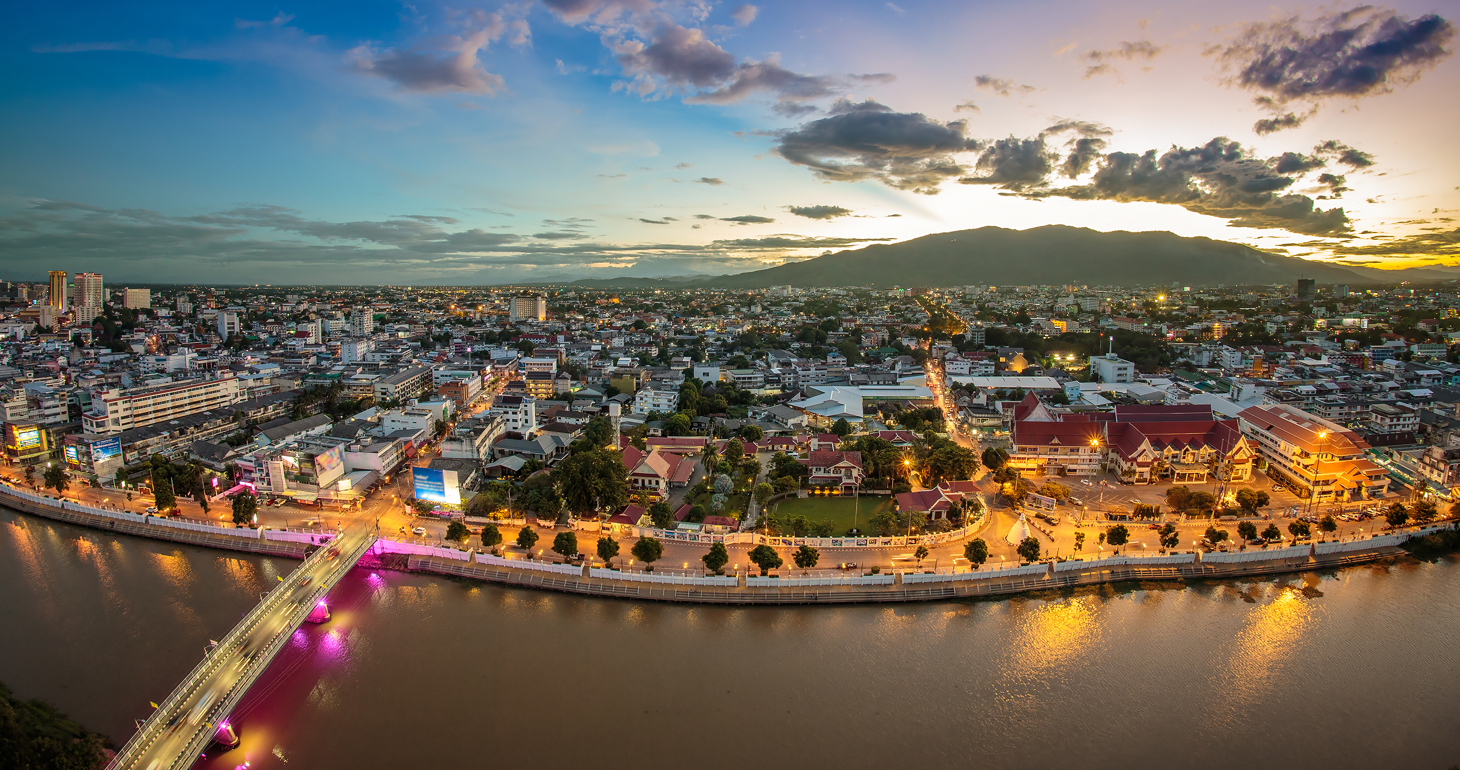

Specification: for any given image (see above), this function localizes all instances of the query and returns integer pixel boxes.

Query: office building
[349,309,374,337]
[122,288,151,309]
[1089,354,1135,384]
[510,295,547,322]
[73,273,104,321]
[82,377,244,435]
[48,271,68,311]
[217,311,241,339]
[1296,278,1316,301]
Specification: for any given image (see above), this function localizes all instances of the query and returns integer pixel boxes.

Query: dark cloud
[1031,137,1352,236]
[1316,173,1349,195]
[1044,119,1113,138]
[693,214,716,219]
[774,99,981,194]
[721,215,775,224]
[1328,227,1460,257]
[534,231,589,239]
[1218,8,1455,131]
[1315,139,1376,167]
[1058,137,1109,179]
[1083,40,1167,78]
[638,218,672,224]
[1273,151,1325,174]
[348,20,507,94]
[694,177,725,185]
[962,136,1056,188]
[974,75,1036,97]
[787,205,853,219]
[674,162,694,169]
[771,102,820,118]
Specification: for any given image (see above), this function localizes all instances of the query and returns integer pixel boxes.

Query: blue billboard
[412,466,460,506]
[91,437,122,462]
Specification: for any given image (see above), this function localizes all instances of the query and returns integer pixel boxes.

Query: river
[4,505,1460,769]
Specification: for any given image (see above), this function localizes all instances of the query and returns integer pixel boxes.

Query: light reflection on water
[4,506,1460,769]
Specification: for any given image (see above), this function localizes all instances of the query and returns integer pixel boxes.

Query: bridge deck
[107,527,377,770]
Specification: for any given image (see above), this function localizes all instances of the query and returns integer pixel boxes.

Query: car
[297,576,312,588]
[412,526,427,536]
[325,547,340,561]
[145,506,159,514]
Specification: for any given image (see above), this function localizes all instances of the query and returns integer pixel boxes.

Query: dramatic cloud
[1315,139,1375,167]
[1328,227,1460,257]
[1031,137,1353,236]
[774,99,982,193]
[721,215,775,224]
[962,136,1055,189]
[613,23,894,106]
[974,75,1036,96]
[1082,39,1166,78]
[1217,7,1456,133]
[348,18,508,94]
[787,205,853,219]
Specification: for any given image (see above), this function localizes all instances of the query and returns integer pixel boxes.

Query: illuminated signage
[64,445,80,464]
[91,437,121,462]
[14,428,41,450]
[412,466,460,506]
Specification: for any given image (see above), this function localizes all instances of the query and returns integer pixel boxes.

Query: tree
[664,413,692,436]
[927,445,979,483]
[748,544,783,575]
[446,521,470,543]
[739,424,764,442]
[554,449,629,517]
[723,438,744,467]
[1261,523,1282,542]
[1185,491,1218,513]
[1412,500,1438,524]
[1106,524,1130,549]
[1385,503,1409,528]
[152,474,176,511]
[868,508,901,536]
[480,522,503,548]
[1016,536,1041,563]
[1204,525,1229,545]
[516,526,539,550]
[1074,531,1085,553]
[631,536,664,570]
[1165,485,1192,511]
[980,446,1009,471]
[43,465,69,495]
[913,545,929,565]
[23,464,35,485]
[1159,523,1180,549]
[411,499,436,516]
[964,538,989,566]
[596,536,619,565]
[701,542,729,574]
[1237,521,1258,542]
[231,491,257,527]
[649,500,675,529]
[793,544,820,569]
[552,531,579,560]
[1287,519,1311,539]
[1235,488,1271,513]
[831,418,853,438]
[1037,480,1071,502]
[753,482,775,507]
[1318,515,1338,535]
[1001,477,1035,505]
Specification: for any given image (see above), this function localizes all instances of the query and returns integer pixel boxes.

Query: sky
[0,0,1457,285]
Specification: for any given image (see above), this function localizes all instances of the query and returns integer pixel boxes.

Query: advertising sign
[412,466,460,505]
[64,444,80,465]
[91,437,121,462]
[314,445,345,487]
[14,427,41,450]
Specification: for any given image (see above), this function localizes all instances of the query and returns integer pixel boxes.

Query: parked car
[412,526,427,536]
[144,506,159,515]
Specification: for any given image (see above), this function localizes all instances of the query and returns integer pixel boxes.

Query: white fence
[627,514,988,551]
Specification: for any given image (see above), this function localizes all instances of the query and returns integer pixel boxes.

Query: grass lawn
[767,495,895,536]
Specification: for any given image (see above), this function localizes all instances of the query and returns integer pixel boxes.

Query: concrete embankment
[2,484,1428,605]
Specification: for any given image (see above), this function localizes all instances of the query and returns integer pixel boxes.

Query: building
[1089,354,1135,384]
[73,272,104,321]
[372,366,433,403]
[510,295,547,322]
[217,311,241,339]
[1297,278,1316,301]
[488,394,537,438]
[801,450,865,490]
[632,388,679,414]
[441,415,505,461]
[620,446,694,499]
[1368,403,1419,436]
[122,288,151,309]
[48,270,67,311]
[1238,404,1390,503]
[524,371,557,400]
[82,377,243,435]
[3,422,52,466]
[436,374,484,407]
[895,480,980,521]
[1418,434,1460,488]
[349,309,374,337]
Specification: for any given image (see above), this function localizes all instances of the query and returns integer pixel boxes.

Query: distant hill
[694,225,1412,289]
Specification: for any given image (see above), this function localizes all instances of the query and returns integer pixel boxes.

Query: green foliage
[516,526,539,550]
[631,536,664,568]
[664,413,692,436]
[1204,525,1228,545]
[1159,523,1180,549]
[571,416,615,453]
[1287,519,1311,539]
[793,544,820,569]
[926,444,978,484]
[701,542,729,574]
[748,544,783,575]
[1237,521,1258,541]
[552,531,579,560]
[1261,523,1282,542]
[964,538,989,565]
[151,472,175,511]
[1385,503,1409,528]
[753,482,775,506]
[596,536,619,565]
[1318,515,1338,534]
[913,545,929,563]
[981,446,1009,471]
[42,465,69,495]
[0,680,111,770]
[1411,500,1438,523]
[231,491,256,526]
[1016,536,1041,563]
[1074,531,1086,552]
[1234,488,1271,512]
[739,425,764,442]
[446,521,470,542]
[831,418,853,437]
[411,499,436,516]
[479,523,503,548]
[1106,524,1130,547]
[553,448,629,516]
[649,501,674,529]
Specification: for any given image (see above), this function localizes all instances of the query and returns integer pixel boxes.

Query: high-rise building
[48,271,68,311]
[73,272,104,321]
[1296,278,1316,301]
[509,295,546,322]
[176,294,193,316]
[122,288,151,309]
[217,310,241,339]
[349,309,374,337]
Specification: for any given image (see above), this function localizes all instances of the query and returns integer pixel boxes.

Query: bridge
[106,526,377,770]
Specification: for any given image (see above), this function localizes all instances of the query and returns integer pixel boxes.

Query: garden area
[765,495,896,537]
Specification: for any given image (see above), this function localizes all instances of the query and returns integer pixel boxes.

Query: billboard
[64,444,80,465]
[91,437,122,462]
[12,426,41,450]
[314,445,345,488]
[412,466,460,506]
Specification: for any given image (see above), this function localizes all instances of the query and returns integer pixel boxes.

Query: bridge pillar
[213,721,240,749]
[305,600,332,624]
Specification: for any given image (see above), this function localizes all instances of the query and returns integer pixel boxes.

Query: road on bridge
[109,526,376,770]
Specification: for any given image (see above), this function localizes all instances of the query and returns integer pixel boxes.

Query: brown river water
[3,505,1459,769]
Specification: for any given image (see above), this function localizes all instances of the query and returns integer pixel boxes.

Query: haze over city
[2,0,1457,284]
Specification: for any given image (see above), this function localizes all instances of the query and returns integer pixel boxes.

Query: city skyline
[1,0,1457,285]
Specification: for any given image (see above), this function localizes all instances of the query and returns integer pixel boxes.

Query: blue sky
[1,0,1456,284]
